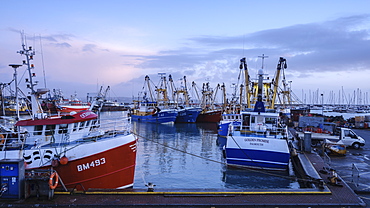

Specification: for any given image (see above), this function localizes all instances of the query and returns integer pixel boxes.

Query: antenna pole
[258,54,269,69]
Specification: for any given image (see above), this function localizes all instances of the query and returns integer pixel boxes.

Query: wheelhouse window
[242,114,250,127]
[79,121,86,130]
[58,124,69,134]
[73,122,78,132]
[45,125,56,136]
[265,117,277,124]
[255,116,264,123]
[251,116,256,124]
[33,125,43,135]
[90,119,98,129]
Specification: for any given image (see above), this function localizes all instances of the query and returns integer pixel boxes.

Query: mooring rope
[132,132,304,183]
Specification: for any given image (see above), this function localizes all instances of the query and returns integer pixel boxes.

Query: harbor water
[101,111,299,190]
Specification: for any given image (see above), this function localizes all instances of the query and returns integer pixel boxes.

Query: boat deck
[1,152,365,207]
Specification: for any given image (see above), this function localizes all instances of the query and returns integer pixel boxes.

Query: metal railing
[351,163,360,189]
[323,152,331,167]
[0,116,132,151]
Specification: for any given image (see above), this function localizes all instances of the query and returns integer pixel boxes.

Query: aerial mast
[255,54,268,109]
[258,54,269,70]
[18,33,46,116]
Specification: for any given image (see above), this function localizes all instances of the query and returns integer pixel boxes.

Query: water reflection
[131,118,297,190]
[133,121,224,189]
[222,167,298,189]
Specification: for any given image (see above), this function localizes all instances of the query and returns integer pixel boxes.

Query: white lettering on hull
[243,138,270,147]
[80,111,93,118]
[77,158,106,172]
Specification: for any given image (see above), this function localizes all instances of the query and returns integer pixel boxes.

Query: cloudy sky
[1,1,370,104]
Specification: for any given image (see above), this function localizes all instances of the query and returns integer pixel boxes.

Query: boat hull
[1,134,137,190]
[55,137,136,190]
[58,105,90,113]
[218,122,231,137]
[131,111,177,124]
[196,110,222,123]
[225,135,290,170]
[175,108,201,123]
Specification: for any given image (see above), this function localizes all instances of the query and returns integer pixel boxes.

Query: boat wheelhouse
[224,111,290,170]
[218,113,242,137]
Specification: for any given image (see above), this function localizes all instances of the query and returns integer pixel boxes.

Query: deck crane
[270,57,287,109]
[239,57,251,109]
[155,73,169,107]
[173,76,191,107]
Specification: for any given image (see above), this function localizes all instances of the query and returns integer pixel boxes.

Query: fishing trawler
[218,83,243,137]
[223,56,290,170]
[0,68,30,116]
[130,75,177,123]
[130,100,178,123]
[0,39,137,191]
[193,82,222,123]
[56,92,90,113]
[1,100,29,116]
[169,75,201,123]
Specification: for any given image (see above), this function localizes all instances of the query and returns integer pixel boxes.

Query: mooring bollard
[303,132,312,152]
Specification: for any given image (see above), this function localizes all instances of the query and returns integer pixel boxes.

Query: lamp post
[0,83,7,116]
[321,93,324,115]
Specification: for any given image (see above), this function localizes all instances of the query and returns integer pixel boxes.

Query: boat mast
[17,33,44,116]
[257,55,268,104]
[258,54,268,70]
[239,83,244,111]
[212,83,220,108]
[8,64,22,118]
[168,74,176,107]
[201,82,213,111]
[144,75,155,102]
[156,73,169,108]
[183,76,189,107]
[239,57,251,109]
[0,83,5,116]
[173,76,190,107]
[221,83,227,112]
[191,81,201,106]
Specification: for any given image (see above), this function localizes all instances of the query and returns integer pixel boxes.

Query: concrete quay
[0,151,366,208]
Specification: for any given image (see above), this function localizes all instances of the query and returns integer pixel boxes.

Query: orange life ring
[0,134,4,145]
[49,172,59,190]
